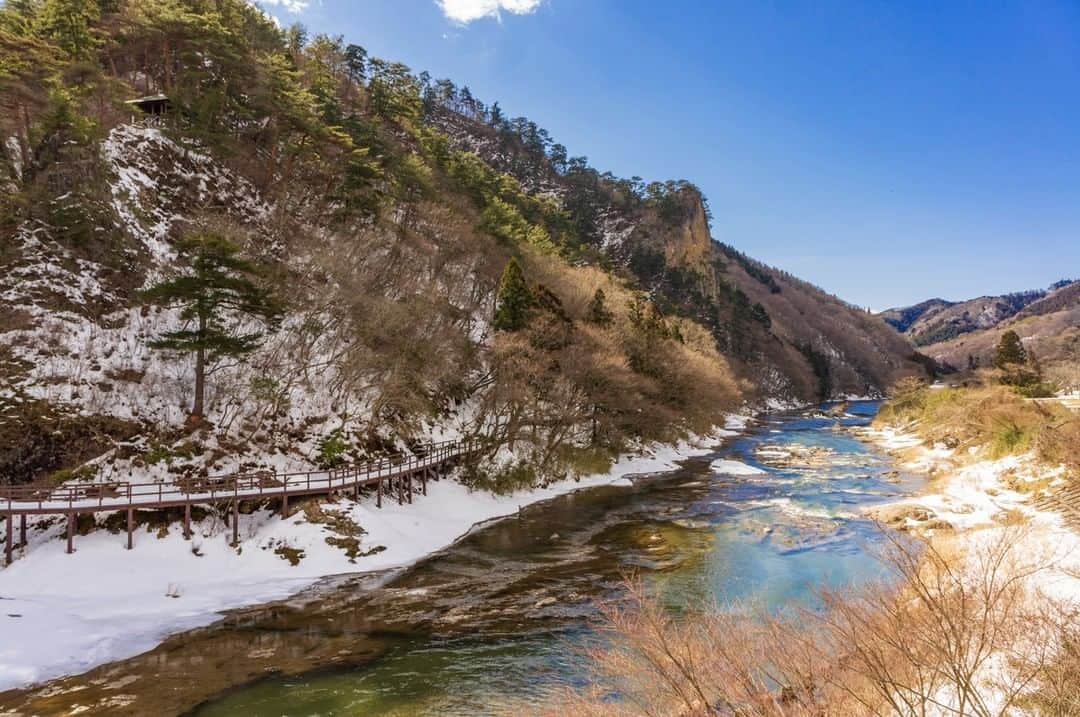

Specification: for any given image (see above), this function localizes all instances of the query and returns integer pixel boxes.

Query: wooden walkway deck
[1033,479,1080,532]
[1,439,478,566]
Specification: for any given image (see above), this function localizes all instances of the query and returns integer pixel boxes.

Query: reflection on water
[191,401,921,717]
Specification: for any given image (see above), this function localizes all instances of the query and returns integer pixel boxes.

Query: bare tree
[530,526,1079,717]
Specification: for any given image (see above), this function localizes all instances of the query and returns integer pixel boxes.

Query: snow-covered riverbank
[0,420,747,692]
[858,423,1080,708]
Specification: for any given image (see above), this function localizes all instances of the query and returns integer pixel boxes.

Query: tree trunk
[193,346,205,418]
[193,313,206,418]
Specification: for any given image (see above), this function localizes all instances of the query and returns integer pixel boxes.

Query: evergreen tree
[489,100,503,127]
[492,258,531,332]
[343,43,367,82]
[586,288,613,326]
[34,0,100,58]
[0,0,37,34]
[143,234,283,420]
[994,330,1027,368]
[1028,347,1043,381]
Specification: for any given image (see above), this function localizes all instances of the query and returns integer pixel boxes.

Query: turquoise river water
[188,400,920,716]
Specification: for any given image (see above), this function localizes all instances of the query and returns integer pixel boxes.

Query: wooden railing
[1,439,475,513]
[1,439,472,512]
[2,438,480,564]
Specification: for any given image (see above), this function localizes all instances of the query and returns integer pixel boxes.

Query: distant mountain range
[879,280,1080,387]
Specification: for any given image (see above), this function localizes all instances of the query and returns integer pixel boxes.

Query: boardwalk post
[66,513,75,554]
[0,440,461,566]
[232,478,240,546]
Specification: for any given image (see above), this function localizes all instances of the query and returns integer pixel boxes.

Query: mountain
[879,298,956,334]
[430,107,922,401]
[884,281,1080,388]
[880,290,1053,347]
[0,0,921,488]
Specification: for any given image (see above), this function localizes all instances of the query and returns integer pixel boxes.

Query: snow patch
[710,458,766,476]
[0,428,729,690]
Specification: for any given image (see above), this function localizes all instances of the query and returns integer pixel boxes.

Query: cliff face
[657,194,713,270]
[601,186,924,401]
[430,107,922,402]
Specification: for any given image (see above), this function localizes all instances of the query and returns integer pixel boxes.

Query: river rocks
[753,443,839,470]
[825,402,850,417]
[868,504,957,534]
[872,503,937,525]
[671,518,711,530]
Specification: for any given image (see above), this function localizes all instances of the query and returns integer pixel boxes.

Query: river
[0,401,921,716]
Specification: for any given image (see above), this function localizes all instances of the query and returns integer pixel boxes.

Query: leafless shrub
[529,526,1079,717]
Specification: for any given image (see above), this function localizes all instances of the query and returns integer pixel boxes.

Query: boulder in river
[870,503,937,525]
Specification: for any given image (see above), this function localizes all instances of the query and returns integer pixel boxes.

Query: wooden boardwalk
[1,439,477,566]
[1033,479,1080,532]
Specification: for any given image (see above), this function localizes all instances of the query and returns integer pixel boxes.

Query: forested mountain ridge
[879,281,1076,347]
[428,103,922,401]
[0,0,920,489]
[904,281,1080,388]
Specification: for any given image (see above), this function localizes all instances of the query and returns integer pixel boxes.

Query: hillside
[430,106,922,401]
[880,281,1074,347]
[916,281,1080,389]
[0,0,919,489]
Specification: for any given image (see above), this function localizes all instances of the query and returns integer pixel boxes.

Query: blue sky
[265,0,1080,309]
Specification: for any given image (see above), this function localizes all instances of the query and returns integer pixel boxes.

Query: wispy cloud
[436,0,543,24]
[258,0,309,13]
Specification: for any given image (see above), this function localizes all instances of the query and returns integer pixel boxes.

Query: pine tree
[492,258,531,332]
[143,233,283,421]
[343,43,367,82]
[35,0,101,58]
[994,330,1027,369]
[586,288,613,326]
[1028,347,1043,381]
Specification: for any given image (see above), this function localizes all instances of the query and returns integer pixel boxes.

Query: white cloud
[258,0,309,13]
[436,0,543,24]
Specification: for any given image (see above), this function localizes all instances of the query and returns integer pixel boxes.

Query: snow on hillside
[1,124,393,479]
[0,430,735,690]
[102,124,272,268]
[0,223,115,311]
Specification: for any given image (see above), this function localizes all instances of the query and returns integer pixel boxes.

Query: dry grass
[876,381,1080,471]
[524,527,1079,717]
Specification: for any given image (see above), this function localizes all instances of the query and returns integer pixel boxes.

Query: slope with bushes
[880,280,1079,390]
[428,104,924,402]
[0,0,742,489]
[0,0,918,491]
[909,282,1080,389]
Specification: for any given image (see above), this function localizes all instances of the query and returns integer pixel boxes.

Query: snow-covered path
[0,429,740,691]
